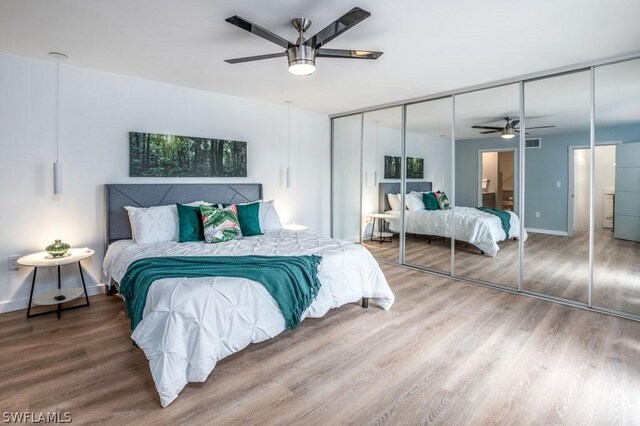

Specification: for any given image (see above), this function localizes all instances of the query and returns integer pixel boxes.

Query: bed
[103,184,394,407]
[379,182,527,257]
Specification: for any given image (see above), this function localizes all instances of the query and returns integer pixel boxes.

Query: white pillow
[125,204,179,244]
[387,193,401,211]
[259,200,283,231]
[405,193,425,211]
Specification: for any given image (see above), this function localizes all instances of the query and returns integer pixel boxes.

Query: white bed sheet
[386,207,527,257]
[103,230,394,407]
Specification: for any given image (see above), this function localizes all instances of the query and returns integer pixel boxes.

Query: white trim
[0,284,106,314]
[525,227,569,236]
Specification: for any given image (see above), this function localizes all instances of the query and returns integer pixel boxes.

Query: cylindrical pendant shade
[53,161,62,194]
[286,166,292,188]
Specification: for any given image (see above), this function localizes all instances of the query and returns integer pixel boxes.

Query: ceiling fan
[224,7,383,76]
[472,117,555,139]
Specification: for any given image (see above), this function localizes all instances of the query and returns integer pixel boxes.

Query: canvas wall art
[384,155,424,179]
[129,132,247,177]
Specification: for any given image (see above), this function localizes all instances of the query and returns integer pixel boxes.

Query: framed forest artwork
[129,132,247,177]
[384,155,424,179]
[406,157,424,179]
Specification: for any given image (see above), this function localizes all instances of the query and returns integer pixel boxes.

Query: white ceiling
[361,60,640,139]
[1,0,639,115]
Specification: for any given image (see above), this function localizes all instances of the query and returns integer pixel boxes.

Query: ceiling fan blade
[304,7,371,49]
[316,48,382,59]
[472,125,503,131]
[226,15,292,49]
[526,125,556,130]
[225,52,286,64]
[511,119,520,127]
[480,130,500,134]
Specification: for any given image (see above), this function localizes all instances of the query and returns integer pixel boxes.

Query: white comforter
[103,230,394,407]
[387,207,527,257]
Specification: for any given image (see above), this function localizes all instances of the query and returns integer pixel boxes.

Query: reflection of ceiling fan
[224,7,383,76]
[472,117,555,139]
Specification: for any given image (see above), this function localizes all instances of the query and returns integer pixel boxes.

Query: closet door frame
[330,52,640,323]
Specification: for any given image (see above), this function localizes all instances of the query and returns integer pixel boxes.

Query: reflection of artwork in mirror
[384,155,424,179]
[407,157,424,179]
[130,132,247,177]
[384,155,402,179]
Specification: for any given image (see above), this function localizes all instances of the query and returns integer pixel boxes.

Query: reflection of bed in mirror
[379,182,528,257]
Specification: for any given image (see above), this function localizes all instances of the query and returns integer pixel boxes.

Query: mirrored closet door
[361,107,403,264]
[593,59,640,315]
[403,98,453,273]
[453,84,520,288]
[332,114,363,242]
[523,70,591,302]
[331,53,640,322]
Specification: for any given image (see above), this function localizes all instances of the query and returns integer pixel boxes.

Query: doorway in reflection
[480,150,516,211]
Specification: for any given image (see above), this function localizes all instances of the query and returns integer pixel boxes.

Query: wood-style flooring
[2,263,640,425]
[364,229,640,315]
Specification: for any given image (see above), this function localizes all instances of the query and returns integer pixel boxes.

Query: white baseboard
[0,283,107,314]
[525,228,569,237]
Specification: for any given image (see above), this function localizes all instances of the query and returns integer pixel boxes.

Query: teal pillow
[236,202,263,237]
[423,192,439,211]
[177,204,204,242]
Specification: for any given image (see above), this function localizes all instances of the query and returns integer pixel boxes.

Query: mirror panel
[403,98,453,272]
[593,59,640,315]
[332,114,362,241]
[523,71,591,302]
[454,84,521,288]
[361,107,403,263]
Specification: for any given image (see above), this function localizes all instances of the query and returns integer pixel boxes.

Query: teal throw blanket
[119,255,323,331]
[476,207,511,237]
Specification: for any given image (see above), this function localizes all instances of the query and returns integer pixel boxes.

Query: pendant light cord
[55,55,60,163]
[287,101,292,169]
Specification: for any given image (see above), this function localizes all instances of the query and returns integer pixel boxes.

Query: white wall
[594,145,616,229]
[0,52,330,312]
[361,124,451,238]
[481,152,498,194]
[574,145,617,231]
[573,148,591,231]
[332,116,363,242]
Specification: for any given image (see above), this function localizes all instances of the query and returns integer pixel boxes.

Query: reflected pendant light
[50,52,67,194]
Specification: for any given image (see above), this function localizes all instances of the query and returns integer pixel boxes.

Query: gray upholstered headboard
[105,183,263,244]
[378,181,433,212]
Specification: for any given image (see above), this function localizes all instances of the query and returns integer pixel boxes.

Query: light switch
[556,181,561,188]
[535,212,541,218]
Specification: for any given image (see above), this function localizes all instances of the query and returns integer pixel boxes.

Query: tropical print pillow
[435,191,450,210]
[200,204,241,243]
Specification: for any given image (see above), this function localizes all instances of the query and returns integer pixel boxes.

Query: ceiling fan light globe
[288,62,316,76]
[501,133,516,139]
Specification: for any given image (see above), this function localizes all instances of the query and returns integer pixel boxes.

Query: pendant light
[50,52,67,195]
[285,101,293,188]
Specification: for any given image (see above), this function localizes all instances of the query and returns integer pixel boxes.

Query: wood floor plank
[1,263,639,425]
